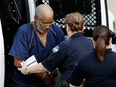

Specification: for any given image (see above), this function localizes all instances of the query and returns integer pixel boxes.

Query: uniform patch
[52,45,59,53]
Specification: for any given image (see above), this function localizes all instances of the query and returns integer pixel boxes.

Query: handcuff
[41,71,49,79]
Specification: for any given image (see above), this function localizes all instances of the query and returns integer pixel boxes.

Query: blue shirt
[42,33,94,81]
[70,49,116,87]
[8,22,65,87]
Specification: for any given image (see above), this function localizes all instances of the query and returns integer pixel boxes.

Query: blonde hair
[65,12,84,32]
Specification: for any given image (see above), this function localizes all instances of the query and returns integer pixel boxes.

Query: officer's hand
[18,61,27,75]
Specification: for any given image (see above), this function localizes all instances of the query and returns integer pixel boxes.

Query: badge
[52,45,59,53]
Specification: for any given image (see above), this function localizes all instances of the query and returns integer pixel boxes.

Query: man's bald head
[35,4,54,20]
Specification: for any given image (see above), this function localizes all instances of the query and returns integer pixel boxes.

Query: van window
[0,0,29,24]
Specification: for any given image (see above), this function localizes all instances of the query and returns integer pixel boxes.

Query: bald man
[8,4,65,87]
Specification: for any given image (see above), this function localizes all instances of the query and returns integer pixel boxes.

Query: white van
[0,0,115,87]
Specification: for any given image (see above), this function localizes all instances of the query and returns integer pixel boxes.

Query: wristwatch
[25,67,30,75]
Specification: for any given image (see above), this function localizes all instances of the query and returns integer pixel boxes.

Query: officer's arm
[69,84,79,87]
[27,63,48,73]
[14,57,23,68]
[69,84,84,87]
[69,79,85,87]
[18,62,48,74]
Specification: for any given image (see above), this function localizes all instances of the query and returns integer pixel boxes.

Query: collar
[92,48,112,53]
[70,32,83,39]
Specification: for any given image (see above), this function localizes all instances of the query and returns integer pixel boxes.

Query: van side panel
[0,19,5,87]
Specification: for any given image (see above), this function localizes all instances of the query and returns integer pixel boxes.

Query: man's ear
[92,39,96,45]
[34,15,37,22]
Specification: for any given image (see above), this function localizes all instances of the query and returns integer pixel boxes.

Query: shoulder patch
[52,45,59,53]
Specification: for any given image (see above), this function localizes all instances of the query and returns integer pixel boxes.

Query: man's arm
[14,57,23,68]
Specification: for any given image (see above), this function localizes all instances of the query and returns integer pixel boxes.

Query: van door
[0,0,32,86]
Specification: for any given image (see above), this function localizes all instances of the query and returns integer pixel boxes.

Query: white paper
[20,55,38,67]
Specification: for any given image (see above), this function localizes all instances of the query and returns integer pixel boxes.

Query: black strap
[29,28,34,50]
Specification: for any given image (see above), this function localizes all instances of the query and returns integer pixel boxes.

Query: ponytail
[93,25,111,62]
[95,35,106,62]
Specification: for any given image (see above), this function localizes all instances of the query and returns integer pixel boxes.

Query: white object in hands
[20,55,38,67]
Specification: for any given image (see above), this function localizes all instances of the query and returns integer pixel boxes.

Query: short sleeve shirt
[8,22,65,87]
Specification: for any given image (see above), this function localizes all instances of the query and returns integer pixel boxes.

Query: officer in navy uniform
[69,25,116,87]
[18,12,94,87]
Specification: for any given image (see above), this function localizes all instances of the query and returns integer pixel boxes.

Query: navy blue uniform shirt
[42,33,94,81]
[70,49,116,87]
[8,22,65,87]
